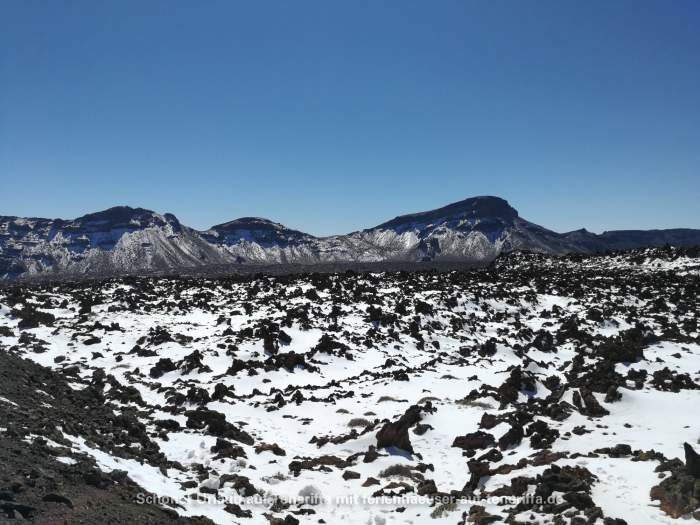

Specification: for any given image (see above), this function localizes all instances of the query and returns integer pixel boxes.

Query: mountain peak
[68,206,182,233]
[205,216,314,247]
[74,206,162,223]
[373,195,518,231]
[447,195,517,217]
[211,217,286,231]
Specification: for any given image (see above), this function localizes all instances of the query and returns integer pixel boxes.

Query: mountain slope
[0,207,228,279]
[1,197,699,279]
[346,196,580,261]
[201,217,324,264]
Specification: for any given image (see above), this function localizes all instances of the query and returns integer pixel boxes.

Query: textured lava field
[1,248,699,525]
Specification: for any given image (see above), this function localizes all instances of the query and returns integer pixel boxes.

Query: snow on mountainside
[0,207,228,279]
[202,218,325,265]
[1,197,699,279]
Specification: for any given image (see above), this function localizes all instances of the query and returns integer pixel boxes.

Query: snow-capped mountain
[0,207,229,279]
[1,196,699,278]
[345,196,581,261]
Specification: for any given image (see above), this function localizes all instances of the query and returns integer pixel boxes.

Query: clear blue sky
[1,1,698,235]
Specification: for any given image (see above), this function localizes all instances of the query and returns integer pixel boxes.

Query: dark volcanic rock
[685,443,700,479]
[452,431,495,451]
[376,404,427,454]
[0,352,214,525]
[497,423,524,451]
[650,449,700,519]
[149,358,177,379]
[185,408,254,445]
[573,387,609,417]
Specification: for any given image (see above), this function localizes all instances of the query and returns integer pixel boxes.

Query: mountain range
[1,196,699,279]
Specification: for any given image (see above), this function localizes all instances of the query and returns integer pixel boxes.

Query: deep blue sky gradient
[1,1,698,235]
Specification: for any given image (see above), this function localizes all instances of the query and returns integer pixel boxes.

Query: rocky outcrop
[650,443,700,518]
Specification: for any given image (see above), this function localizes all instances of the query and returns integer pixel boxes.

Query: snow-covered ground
[0,248,698,524]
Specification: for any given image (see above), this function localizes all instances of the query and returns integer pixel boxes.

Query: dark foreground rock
[650,443,700,518]
[0,351,214,525]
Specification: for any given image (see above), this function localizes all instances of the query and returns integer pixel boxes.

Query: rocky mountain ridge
[1,196,699,279]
